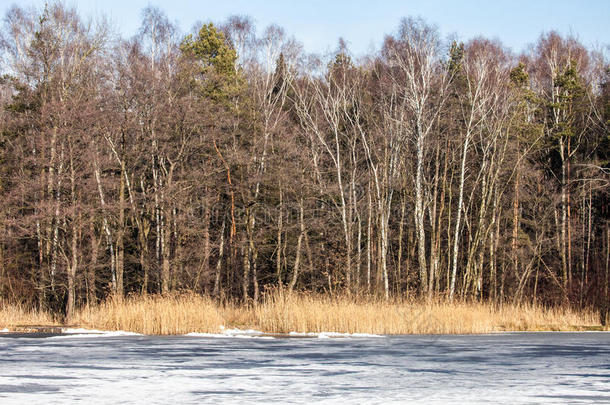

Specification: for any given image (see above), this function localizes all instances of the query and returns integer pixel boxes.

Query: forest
[0,2,608,322]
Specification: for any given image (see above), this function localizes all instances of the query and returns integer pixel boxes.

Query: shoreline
[1,325,608,337]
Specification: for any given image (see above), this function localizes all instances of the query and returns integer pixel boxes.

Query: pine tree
[180,22,241,102]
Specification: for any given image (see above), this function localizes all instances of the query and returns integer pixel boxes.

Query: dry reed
[0,300,57,328]
[1,291,604,335]
[74,293,225,335]
[254,291,601,334]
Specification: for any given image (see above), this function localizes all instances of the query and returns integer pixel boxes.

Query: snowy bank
[184,327,384,339]
[185,326,274,339]
[288,331,383,339]
[49,327,142,338]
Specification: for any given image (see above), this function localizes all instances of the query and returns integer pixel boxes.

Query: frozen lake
[1,331,609,404]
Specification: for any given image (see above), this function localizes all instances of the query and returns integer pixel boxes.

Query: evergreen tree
[180,22,241,102]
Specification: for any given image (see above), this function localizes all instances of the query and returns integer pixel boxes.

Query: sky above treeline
[1,0,608,57]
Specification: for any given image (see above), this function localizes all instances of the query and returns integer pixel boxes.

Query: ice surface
[0,332,609,404]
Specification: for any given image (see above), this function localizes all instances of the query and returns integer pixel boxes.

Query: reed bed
[74,293,225,335]
[1,291,603,335]
[254,291,601,334]
[0,300,57,328]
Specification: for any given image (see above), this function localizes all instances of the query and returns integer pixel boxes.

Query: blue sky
[1,0,608,56]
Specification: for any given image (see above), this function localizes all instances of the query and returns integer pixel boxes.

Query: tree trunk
[512,150,520,290]
[380,204,390,300]
[161,208,170,294]
[202,200,211,292]
[367,182,373,293]
[88,219,99,305]
[116,158,125,300]
[242,210,252,301]
[289,198,305,291]
[414,123,428,296]
[450,131,471,300]
[276,186,283,285]
[560,139,568,288]
[66,141,77,322]
[66,227,77,323]
[213,219,226,297]
[397,194,406,294]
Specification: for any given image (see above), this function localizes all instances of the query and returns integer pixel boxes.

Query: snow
[183,328,383,339]
[0,328,8,333]
[185,332,274,339]
[51,328,141,338]
[288,331,383,338]
[219,326,264,335]
[0,332,608,404]
[62,327,116,334]
[185,327,272,339]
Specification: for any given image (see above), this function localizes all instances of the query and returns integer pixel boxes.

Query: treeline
[0,3,608,319]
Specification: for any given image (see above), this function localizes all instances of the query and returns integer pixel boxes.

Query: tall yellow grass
[254,291,601,334]
[0,300,57,327]
[1,291,604,335]
[75,293,225,335]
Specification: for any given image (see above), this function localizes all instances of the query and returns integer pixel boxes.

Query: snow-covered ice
[183,328,382,339]
[62,327,117,334]
[51,328,141,339]
[185,326,273,339]
[0,331,609,404]
[288,331,383,338]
